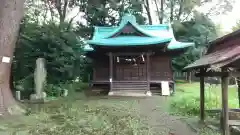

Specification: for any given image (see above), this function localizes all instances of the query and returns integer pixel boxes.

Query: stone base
[108,91,152,97]
[30,92,47,103]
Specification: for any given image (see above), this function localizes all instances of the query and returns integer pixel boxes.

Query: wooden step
[108,91,148,97]
[112,81,149,91]
[112,88,147,90]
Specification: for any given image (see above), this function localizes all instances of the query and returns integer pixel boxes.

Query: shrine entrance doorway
[114,54,147,82]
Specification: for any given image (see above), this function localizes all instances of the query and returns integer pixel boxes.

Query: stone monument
[30,58,47,101]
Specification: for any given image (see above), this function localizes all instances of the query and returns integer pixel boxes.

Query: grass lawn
[0,82,233,135]
[0,94,152,135]
[175,80,239,102]
[168,81,239,135]
[169,80,239,116]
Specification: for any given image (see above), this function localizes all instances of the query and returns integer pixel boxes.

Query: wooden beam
[229,120,240,126]
[110,52,154,56]
[195,71,228,77]
[229,72,240,78]
[221,67,230,135]
[200,68,205,122]
[195,71,240,78]
[109,52,113,91]
[146,52,150,91]
[112,52,145,56]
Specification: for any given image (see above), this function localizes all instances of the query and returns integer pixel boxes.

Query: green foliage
[12,16,89,95]
[172,12,218,71]
[44,84,63,97]
[170,92,221,116]
[169,82,239,116]
[76,0,146,38]
[44,80,89,97]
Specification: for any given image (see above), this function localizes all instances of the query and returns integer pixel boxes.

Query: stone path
[139,96,197,135]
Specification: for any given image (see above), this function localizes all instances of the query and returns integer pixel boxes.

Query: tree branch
[160,0,164,23]
[46,0,55,22]
[63,0,69,22]
[55,0,65,23]
[67,8,81,30]
[153,0,161,23]
[177,0,183,20]
[170,0,174,22]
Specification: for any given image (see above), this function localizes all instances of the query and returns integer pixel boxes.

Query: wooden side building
[84,14,194,96]
[185,29,240,135]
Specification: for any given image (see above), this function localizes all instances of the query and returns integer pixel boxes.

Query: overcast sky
[199,0,240,32]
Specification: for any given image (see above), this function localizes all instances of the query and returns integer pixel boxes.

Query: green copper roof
[167,39,194,50]
[85,14,194,51]
[88,36,172,46]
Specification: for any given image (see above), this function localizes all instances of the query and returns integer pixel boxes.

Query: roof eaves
[185,45,240,70]
[210,55,240,69]
[184,63,209,70]
[167,42,194,50]
[86,37,172,46]
[207,29,240,53]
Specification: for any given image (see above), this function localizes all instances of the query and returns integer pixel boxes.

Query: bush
[44,81,89,97]
[45,84,63,97]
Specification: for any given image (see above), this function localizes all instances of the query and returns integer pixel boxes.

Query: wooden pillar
[187,71,192,83]
[221,68,229,135]
[146,52,150,91]
[109,52,113,91]
[200,68,205,122]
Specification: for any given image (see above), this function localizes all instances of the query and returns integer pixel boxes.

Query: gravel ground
[139,96,197,135]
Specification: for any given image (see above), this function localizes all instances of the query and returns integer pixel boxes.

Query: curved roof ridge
[103,22,155,38]
[102,14,158,38]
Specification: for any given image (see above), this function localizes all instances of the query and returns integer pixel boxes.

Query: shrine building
[84,14,194,96]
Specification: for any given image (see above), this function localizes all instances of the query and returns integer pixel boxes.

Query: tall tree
[0,0,25,115]
[172,12,219,71]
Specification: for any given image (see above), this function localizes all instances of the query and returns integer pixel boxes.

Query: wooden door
[115,61,146,81]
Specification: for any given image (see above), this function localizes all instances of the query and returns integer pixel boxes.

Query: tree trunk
[153,0,161,24]
[177,0,183,20]
[160,0,164,24]
[170,0,174,22]
[0,0,25,116]
[144,0,153,24]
